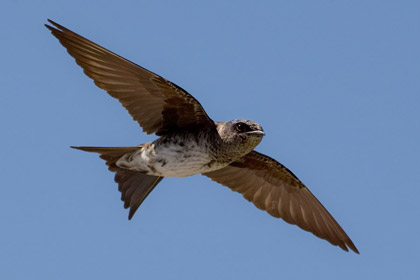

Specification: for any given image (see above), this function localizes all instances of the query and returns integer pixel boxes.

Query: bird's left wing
[45,20,215,136]
[203,151,359,253]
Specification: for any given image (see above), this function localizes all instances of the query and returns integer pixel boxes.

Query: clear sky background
[1,0,419,279]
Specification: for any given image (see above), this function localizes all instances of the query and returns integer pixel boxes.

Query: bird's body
[115,121,264,177]
[46,20,359,253]
[117,132,220,178]
[117,131,220,177]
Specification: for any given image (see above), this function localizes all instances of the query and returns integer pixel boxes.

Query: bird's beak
[247,130,265,136]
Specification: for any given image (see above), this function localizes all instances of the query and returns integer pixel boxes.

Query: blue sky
[1,0,419,279]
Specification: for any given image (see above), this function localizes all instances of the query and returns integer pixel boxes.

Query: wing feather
[203,151,359,253]
[46,20,215,135]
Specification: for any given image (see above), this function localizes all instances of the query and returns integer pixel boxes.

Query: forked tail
[71,146,163,219]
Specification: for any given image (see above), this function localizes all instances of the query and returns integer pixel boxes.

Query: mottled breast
[116,133,226,177]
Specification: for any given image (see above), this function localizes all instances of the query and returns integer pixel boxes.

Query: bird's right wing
[203,151,359,253]
[46,20,215,136]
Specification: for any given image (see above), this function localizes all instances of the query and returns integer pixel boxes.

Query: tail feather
[71,146,163,219]
[71,146,139,170]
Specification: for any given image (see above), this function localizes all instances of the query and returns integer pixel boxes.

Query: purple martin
[45,20,358,253]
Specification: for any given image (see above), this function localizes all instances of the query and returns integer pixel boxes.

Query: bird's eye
[235,122,249,133]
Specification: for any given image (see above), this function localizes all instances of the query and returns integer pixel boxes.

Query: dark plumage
[46,20,358,253]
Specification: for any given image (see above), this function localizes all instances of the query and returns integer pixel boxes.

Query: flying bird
[45,19,358,253]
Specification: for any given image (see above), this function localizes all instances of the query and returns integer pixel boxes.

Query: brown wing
[45,20,215,135]
[203,151,359,253]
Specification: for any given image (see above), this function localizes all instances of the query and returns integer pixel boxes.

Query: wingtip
[349,244,360,254]
[341,239,359,254]
[46,19,60,28]
[45,19,55,29]
[45,19,68,34]
[70,146,99,153]
[128,212,134,220]
[44,20,61,38]
[44,23,54,31]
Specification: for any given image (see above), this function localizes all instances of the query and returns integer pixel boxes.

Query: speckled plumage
[116,122,264,177]
[47,20,358,253]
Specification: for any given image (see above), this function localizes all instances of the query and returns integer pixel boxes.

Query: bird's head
[217,120,265,157]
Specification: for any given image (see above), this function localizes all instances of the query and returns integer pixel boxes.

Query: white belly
[115,142,226,177]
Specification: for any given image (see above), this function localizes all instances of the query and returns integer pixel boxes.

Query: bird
[45,19,359,254]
